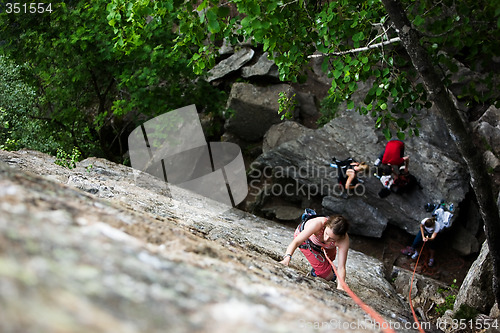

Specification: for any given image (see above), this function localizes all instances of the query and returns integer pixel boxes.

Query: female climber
[342,161,369,191]
[280,214,350,291]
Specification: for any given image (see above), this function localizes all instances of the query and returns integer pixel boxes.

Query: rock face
[453,241,495,314]
[0,149,424,333]
[224,82,298,142]
[252,104,469,237]
[472,106,500,171]
[262,121,313,154]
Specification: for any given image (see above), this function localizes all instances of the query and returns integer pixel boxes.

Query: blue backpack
[301,208,318,222]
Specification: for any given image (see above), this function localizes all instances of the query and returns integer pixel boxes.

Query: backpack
[301,208,318,222]
[391,172,419,194]
[429,201,456,229]
[377,169,419,197]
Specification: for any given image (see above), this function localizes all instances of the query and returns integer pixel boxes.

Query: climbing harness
[322,247,396,333]
[297,217,327,263]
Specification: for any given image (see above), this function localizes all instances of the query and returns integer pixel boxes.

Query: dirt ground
[349,224,478,286]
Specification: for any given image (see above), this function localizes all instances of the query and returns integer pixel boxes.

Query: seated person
[402,216,441,267]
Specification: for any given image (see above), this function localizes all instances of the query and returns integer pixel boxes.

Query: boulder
[472,105,500,156]
[241,52,279,80]
[453,241,495,314]
[484,150,500,172]
[207,47,255,82]
[0,149,422,332]
[224,82,298,142]
[392,267,451,325]
[252,99,469,237]
[262,121,313,154]
[449,226,480,256]
[295,91,320,118]
[260,205,305,222]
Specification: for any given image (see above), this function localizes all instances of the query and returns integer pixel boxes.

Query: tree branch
[308,37,401,58]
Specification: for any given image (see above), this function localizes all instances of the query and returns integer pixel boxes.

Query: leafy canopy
[0,0,227,160]
[109,0,499,140]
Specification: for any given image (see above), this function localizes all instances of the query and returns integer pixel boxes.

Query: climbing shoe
[411,251,419,260]
[428,258,435,267]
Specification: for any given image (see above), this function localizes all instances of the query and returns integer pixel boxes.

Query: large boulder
[0,149,422,332]
[224,82,298,142]
[252,98,469,237]
[453,241,495,314]
[262,121,313,154]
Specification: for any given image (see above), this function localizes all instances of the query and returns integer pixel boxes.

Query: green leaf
[206,9,220,33]
[196,1,208,12]
[382,128,391,140]
[396,131,406,140]
[218,6,230,17]
[396,118,407,129]
[414,15,425,26]
[333,69,342,80]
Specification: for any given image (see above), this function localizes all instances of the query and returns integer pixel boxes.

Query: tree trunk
[381,0,500,305]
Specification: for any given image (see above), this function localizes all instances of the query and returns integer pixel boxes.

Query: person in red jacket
[375,140,409,173]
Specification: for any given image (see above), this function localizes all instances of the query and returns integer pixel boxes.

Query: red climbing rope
[322,248,396,333]
[409,242,426,333]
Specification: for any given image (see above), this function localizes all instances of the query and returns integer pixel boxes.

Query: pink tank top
[309,220,336,250]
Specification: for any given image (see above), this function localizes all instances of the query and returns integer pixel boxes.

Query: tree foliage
[0,0,227,161]
[0,56,42,151]
[2,1,497,155]
[111,0,499,140]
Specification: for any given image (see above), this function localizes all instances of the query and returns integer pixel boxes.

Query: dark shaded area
[350,224,478,286]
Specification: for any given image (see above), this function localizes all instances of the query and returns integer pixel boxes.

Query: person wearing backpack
[279,213,350,290]
[402,216,441,267]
